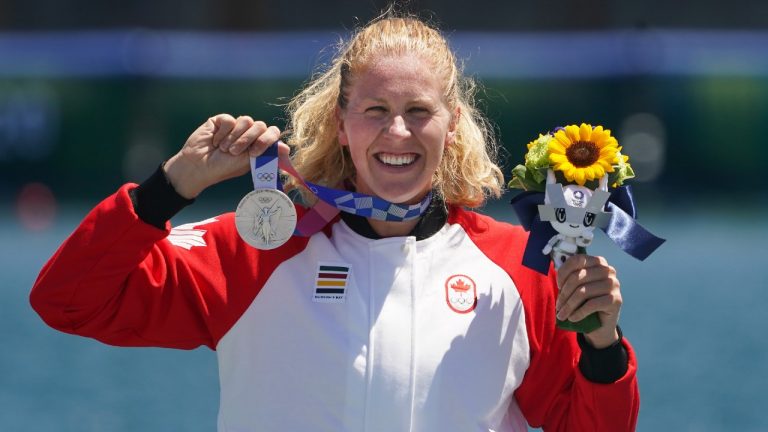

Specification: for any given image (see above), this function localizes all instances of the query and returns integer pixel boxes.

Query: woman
[31,13,638,432]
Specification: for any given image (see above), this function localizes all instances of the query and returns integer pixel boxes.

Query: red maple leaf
[451,279,471,292]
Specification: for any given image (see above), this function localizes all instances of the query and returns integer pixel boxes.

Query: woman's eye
[365,106,387,114]
[408,107,430,116]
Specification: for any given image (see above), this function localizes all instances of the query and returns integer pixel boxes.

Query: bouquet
[509,123,664,332]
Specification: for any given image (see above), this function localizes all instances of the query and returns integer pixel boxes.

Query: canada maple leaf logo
[167,217,218,250]
[445,274,477,314]
[450,278,471,292]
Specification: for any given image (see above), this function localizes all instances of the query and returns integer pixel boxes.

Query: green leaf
[507,177,528,190]
[508,164,547,192]
[511,164,527,180]
[530,167,547,183]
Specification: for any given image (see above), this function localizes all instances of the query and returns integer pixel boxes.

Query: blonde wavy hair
[284,12,504,207]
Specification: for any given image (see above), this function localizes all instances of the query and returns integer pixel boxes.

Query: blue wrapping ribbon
[510,185,665,274]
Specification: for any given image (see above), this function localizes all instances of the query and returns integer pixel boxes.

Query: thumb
[277,141,291,159]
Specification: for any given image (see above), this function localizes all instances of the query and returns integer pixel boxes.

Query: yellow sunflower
[548,123,622,186]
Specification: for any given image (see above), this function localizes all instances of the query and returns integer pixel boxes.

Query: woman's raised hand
[163,114,289,199]
[555,255,623,349]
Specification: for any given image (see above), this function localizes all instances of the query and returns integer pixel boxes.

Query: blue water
[2,199,767,431]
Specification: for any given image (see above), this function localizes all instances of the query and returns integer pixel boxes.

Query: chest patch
[313,262,350,303]
[445,274,477,314]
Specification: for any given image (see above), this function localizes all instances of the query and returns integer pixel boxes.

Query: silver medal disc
[235,189,297,250]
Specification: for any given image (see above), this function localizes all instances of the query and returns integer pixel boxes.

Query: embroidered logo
[167,217,218,250]
[445,274,477,314]
[313,262,350,303]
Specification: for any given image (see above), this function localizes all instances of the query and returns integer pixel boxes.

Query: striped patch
[313,263,350,303]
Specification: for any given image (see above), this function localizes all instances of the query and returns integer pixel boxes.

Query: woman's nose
[386,115,411,138]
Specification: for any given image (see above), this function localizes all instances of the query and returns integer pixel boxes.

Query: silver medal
[235,189,297,250]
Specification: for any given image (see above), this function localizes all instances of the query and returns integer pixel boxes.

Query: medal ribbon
[251,142,283,191]
[250,142,432,237]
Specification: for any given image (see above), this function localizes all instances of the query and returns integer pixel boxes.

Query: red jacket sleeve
[450,208,639,431]
[512,267,639,431]
[30,184,308,350]
[30,184,225,349]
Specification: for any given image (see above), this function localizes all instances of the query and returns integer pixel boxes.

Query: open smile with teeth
[375,153,419,167]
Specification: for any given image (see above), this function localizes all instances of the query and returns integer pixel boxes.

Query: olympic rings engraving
[255,173,276,181]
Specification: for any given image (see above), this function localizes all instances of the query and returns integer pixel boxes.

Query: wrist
[130,164,195,229]
[163,154,205,199]
[583,326,620,349]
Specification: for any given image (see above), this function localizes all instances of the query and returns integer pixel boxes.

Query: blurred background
[1,0,766,431]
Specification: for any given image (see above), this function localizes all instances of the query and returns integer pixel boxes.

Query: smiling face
[337,54,456,204]
[548,185,598,237]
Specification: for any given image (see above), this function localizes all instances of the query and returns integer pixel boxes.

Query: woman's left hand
[555,255,622,349]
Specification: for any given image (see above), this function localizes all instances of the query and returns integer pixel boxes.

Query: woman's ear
[446,131,456,146]
[336,105,348,147]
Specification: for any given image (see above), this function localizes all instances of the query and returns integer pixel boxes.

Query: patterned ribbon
[252,142,283,191]
[251,142,432,237]
[510,185,666,274]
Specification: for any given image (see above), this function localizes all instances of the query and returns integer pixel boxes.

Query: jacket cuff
[128,163,195,229]
[577,326,629,384]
